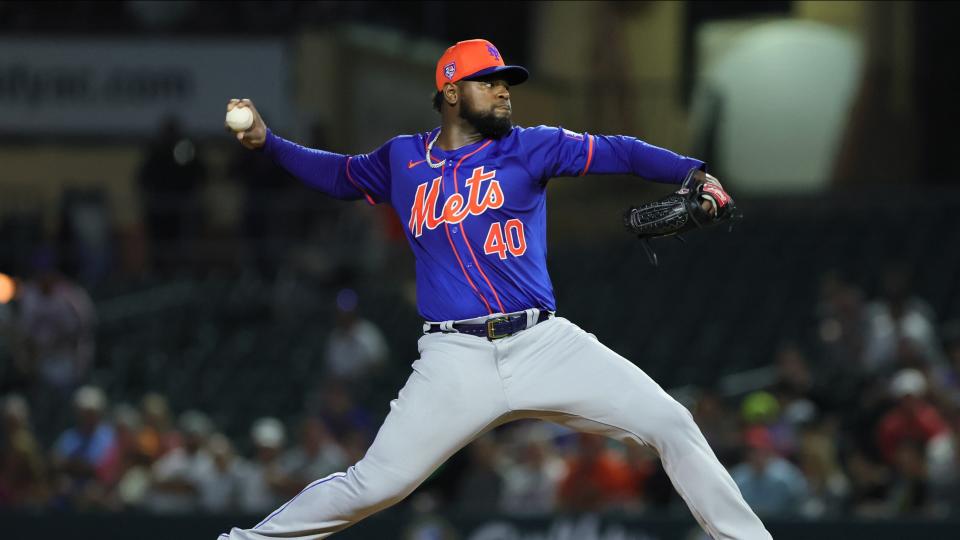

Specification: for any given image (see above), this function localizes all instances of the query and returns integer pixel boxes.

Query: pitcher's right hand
[226,98,267,150]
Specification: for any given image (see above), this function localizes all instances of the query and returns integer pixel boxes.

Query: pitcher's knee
[354,486,403,511]
[351,468,420,511]
[643,399,698,446]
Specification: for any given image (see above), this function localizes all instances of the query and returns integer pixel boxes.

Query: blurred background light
[0,273,15,304]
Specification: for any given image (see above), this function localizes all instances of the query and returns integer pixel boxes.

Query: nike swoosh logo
[408,159,425,169]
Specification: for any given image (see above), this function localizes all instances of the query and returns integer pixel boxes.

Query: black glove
[623,169,740,265]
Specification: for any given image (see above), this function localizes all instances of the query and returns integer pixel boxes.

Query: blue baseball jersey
[263,126,704,321]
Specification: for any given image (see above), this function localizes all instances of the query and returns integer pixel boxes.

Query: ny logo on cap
[486,44,501,61]
[444,62,456,80]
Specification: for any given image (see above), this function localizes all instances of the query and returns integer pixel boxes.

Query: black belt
[426,311,552,340]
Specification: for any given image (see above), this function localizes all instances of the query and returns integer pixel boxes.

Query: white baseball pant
[220,314,771,540]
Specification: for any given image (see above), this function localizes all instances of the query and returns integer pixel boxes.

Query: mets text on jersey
[408,165,504,237]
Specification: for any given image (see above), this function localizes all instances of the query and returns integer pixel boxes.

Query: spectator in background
[886,439,930,515]
[0,394,48,507]
[454,434,503,514]
[692,388,741,466]
[870,367,954,517]
[144,410,214,514]
[621,443,658,514]
[557,433,633,512]
[277,416,347,497]
[137,116,207,273]
[847,446,892,518]
[740,391,796,458]
[198,433,244,513]
[324,289,388,385]
[846,372,895,466]
[98,403,145,507]
[771,345,827,462]
[774,344,832,409]
[634,459,676,513]
[56,188,114,286]
[775,345,815,395]
[931,320,960,412]
[863,266,941,374]
[927,430,960,517]
[13,250,96,437]
[729,426,808,517]
[49,386,116,509]
[927,325,960,515]
[875,369,950,466]
[816,273,869,380]
[137,392,181,462]
[109,404,155,511]
[313,382,374,441]
[236,417,288,514]
[498,424,566,515]
[796,420,850,518]
[100,393,179,510]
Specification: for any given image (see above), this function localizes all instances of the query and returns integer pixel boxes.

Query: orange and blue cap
[435,39,529,91]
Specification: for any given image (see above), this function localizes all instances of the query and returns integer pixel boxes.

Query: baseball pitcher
[220,39,770,540]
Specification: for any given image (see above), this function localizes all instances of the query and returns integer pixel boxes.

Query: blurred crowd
[0,386,360,514]
[0,297,390,516]
[2,263,960,520]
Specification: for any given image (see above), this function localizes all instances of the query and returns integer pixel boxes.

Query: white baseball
[226,106,254,132]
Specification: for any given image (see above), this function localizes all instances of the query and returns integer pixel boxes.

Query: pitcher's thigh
[509,318,694,448]
[360,340,510,489]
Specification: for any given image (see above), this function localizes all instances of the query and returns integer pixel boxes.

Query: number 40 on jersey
[484,219,526,259]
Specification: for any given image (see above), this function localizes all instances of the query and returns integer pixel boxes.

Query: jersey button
[451,227,458,234]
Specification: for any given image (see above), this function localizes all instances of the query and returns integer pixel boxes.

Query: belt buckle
[486,316,511,340]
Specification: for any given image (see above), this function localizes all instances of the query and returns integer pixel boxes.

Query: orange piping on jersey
[444,223,493,315]
[345,157,377,206]
[439,162,494,315]
[579,134,595,176]
[452,140,506,314]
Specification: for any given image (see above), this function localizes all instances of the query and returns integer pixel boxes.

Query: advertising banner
[0,38,293,137]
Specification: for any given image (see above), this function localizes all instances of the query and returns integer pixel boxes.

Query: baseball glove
[623,169,741,265]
